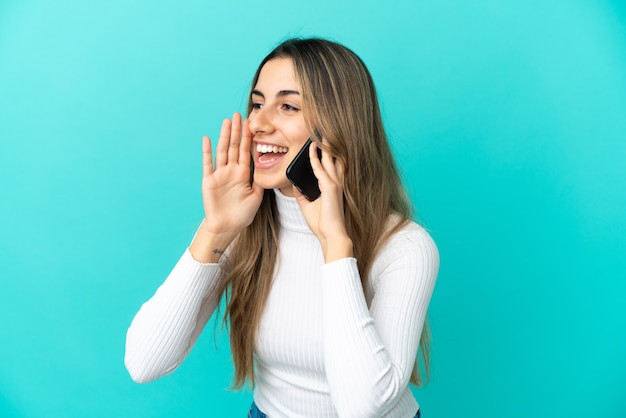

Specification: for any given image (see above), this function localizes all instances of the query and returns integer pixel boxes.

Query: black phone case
[286,138,322,201]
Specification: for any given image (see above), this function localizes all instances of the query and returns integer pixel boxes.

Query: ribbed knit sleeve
[124,249,224,383]
[321,224,439,418]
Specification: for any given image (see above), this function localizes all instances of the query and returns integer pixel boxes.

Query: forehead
[254,57,299,92]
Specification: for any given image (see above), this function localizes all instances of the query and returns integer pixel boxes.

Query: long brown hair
[219,38,431,388]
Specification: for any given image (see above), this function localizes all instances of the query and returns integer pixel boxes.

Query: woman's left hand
[294,140,354,263]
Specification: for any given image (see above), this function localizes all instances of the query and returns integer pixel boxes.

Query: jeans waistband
[248,401,420,417]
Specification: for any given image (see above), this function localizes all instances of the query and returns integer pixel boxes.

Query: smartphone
[286,138,322,201]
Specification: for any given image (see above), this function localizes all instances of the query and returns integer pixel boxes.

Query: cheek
[286,119,311,143]
[288,131,311,153]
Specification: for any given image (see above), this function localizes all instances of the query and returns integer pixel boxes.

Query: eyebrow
[251,89,300,98]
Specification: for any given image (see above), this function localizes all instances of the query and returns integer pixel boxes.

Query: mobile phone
[286,138,322,201]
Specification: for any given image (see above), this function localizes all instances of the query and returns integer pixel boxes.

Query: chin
[253,173,290,191]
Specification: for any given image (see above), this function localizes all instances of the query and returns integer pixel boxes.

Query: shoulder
[381,216,438,261]
[367,216,439,290]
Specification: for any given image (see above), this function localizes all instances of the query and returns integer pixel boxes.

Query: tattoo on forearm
[212,248,231,270]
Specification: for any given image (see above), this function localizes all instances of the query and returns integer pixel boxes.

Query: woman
[125,38,439,418]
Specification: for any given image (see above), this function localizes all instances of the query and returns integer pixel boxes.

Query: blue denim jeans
[248,402,420,417]
[248,402,266,418]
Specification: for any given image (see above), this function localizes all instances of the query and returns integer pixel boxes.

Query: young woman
[125,38,439,418]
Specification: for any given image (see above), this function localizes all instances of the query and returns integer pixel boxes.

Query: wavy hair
[219,38,431,388]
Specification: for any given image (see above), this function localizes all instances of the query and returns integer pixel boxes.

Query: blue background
[1,0,625,417]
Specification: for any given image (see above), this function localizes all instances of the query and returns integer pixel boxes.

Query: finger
[228,112,242,163]
[215,118,231,167]
[239,119,253,166]
[334,158,346,185]
[310,141,336,195]
[311,140,339,185]
[319,138,337,178]
[202,136,213,177]
[309,141,325,178]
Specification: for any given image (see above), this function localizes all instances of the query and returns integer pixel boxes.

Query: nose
[248,106,274,136]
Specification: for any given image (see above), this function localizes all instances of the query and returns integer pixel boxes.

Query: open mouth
[256,143,288,164]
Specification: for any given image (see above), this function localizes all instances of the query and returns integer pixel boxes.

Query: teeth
[256,144,288,153]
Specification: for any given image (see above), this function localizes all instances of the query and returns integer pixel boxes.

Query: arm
[295,140,438,415]
[125,113,263,382]
[124,249,225,383]
[322,224,439,417]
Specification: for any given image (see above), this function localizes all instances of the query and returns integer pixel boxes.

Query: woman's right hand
[190,112,263,262]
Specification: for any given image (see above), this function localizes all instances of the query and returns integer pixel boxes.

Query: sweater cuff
[184,247,220,266]
[321,256,358,277]
[167,249,222,289]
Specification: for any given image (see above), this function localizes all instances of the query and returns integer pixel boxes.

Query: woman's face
[249,57,310,196]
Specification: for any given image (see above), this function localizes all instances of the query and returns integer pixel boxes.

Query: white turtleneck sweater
[125,189,438,418]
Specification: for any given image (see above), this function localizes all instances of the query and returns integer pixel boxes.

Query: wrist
[189,220,239,263]
[323,236,353,263]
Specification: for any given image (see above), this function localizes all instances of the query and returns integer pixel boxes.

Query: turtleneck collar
[273,189,312,233]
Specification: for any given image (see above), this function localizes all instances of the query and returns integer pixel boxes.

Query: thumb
[251,182,265,199]
[292,186,310,209]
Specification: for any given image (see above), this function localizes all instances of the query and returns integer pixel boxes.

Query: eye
[282,103,300,112]
[250,102,262,110]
